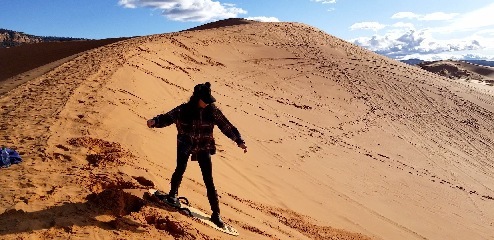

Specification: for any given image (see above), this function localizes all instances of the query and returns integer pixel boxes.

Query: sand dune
[182,18,255,32]
[418,60,494,81]
[0,20,493,240]
[417,60,494,101]
[0,38,128,95]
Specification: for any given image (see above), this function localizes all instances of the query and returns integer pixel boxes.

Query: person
[147,82,247,228]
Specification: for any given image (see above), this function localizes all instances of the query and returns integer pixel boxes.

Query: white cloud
[392,22,415,30]
[392,11,458,21]
[350,22,386,31]
[311,0,337,12]
[311,0,337,11]
[352,3,494,60]
[391,12,419,19]
[312,0,337,3]
[118,0,247,22]
[246,16,280,22]
[436,3,494,32]
[420,12,459,21]
[352,29,483,60]
[402,52,494,61]
[475,29,494,39]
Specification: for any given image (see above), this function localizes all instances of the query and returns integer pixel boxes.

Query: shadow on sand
[0,189,146,236]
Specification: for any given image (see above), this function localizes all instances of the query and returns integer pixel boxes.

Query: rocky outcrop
[0,29,86,48]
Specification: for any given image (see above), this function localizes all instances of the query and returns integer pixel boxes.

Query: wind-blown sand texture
[0,19,493,240]
[0,38,128,94]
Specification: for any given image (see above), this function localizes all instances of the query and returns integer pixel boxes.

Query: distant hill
[416,60,494,84]
[401,58,494,67]
[462,60,494,67]
[0,29,87,48]
[400,58,425,65]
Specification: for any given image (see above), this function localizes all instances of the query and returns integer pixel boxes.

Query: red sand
[0,20,493,240]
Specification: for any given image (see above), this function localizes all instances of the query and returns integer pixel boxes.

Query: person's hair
[187,94,200,106]
[183,92,216,123]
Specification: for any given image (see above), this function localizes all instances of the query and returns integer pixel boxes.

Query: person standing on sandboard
[147,82,248,228]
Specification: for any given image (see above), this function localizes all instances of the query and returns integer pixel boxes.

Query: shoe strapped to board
[165,194,179,206]
[155,190,180,207]
[210,212,225,228]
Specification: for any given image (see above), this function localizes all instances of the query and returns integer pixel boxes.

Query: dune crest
[0,20,493,239]
[183,18,255,32]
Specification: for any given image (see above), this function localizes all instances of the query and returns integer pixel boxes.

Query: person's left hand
[238,143,248,153]
[147,119,156,128]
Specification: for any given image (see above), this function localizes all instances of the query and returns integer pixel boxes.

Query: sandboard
[148,189,239,236]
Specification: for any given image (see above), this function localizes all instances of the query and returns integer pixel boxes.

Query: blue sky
[1,0,493,60]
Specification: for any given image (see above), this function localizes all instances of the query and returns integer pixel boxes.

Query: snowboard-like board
[148,189,239,236]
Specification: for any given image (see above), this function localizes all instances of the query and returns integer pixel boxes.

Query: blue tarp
[1,148,22,167]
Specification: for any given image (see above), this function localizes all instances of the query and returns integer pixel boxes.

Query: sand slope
[0,20,493,240]
[0,38,128,95]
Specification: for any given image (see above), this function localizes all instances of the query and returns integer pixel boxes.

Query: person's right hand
[147,119,155,128]
[238,143,248,153]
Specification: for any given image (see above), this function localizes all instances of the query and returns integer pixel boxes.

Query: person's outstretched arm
[147,105,181,128]
[213,106,247,153]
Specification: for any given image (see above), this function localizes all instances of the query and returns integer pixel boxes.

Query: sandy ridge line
[0,52,84,96]
[0,38,130,82]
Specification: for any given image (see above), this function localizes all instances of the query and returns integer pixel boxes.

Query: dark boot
[166,189,179,206]
[210,212,225,228]
[166,149,189,207]
[197,153,224,228]
[154,190,179,207]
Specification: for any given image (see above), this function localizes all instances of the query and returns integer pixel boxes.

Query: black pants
[169,150,220,214]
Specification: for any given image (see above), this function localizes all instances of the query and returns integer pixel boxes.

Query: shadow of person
[0,188,146,236]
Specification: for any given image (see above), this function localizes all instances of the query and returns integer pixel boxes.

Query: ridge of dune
[182,18,255,32]
[0,21,493,240]
[0,38,130,96]
[0,38,129,82]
